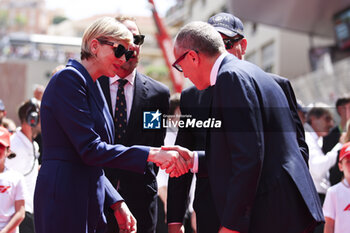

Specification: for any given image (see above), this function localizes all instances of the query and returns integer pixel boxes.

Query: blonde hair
[81,17,133,60]
[115,15,141,34]
[115,16,137,23]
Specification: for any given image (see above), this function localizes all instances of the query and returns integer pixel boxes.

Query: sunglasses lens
[174,64,182,72]
[125,51,134,61]
[224,40,233,49]
[134,35,145,45]
[114,44,127,58]
[113,44,134,61]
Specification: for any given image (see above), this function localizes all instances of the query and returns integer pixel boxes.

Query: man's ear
[188,50,199,66]
[240,38,248,55]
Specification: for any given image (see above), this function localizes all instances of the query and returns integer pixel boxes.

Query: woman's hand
[111,201,137,233]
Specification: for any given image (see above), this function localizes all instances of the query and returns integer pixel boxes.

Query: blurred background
[1,0,350,124]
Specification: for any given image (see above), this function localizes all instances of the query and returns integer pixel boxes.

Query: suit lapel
[96,81,115,143]
[206,54,234,158]
[98,76,113,116]
[87,77,115,144]
[66,60,115,143]
[204,86,214,160]
[66,60,104,114]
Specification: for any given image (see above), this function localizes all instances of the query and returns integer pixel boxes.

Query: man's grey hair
[175,21,226,56]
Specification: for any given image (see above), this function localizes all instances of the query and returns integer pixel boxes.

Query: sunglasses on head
[223,36,244,50]
[133,34,145,45]
[96,38,134,61]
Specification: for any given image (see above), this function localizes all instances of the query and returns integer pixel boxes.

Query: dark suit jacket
[269,74,309,165]
[198,54,323,233]
[99,72,169,233]
[167,86,220,233]
[322,126,341,154]
[167,74,309,233]
[34,59,149,233]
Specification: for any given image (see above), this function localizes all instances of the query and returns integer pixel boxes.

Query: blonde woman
[34,17,187,233]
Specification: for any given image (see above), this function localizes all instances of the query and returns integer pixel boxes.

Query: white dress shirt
[210,52,229,86]
[304,123,342,194]
[109,70,136,122]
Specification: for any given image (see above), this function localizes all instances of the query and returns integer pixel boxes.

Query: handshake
[147,146,194,177]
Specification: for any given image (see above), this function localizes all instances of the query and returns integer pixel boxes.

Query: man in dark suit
[98,16,170,233]
[168,21,323,233]
[167,86,220,233]
[167,13,309,233]
[207,13,309,165]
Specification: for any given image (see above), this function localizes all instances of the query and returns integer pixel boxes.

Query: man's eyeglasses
[134,34,145,46]
[172,51,190,72]
[223,36,244,50]
[96,38,134,61]
[172,50,198,72]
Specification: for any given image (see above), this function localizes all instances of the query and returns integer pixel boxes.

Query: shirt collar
[210,52,229,86]
[14,127,32,146]
[109,69,136,86]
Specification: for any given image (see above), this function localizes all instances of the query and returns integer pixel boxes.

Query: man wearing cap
[208,12,309,164]
[207,12,245,59]
[0,126,26,233]
[167,12,311,233]
[323,141,350,233]
[166,20,323,233]
[0,99,6,126]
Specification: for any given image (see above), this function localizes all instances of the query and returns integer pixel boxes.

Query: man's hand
[111,201,137,233]
[219,226,240,233]
[147,148,189,177]
[161,145,194,169]
[168,223,185,233]
[161,145,195,177]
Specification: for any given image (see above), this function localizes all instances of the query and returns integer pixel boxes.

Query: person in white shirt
[5,99,40,233]
[0,126,26,233]
[304,104,342,203]
[323,141,350,233]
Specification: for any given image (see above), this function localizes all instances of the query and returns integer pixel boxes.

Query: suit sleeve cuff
[190,151,198,173]
[104,175,123,207]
